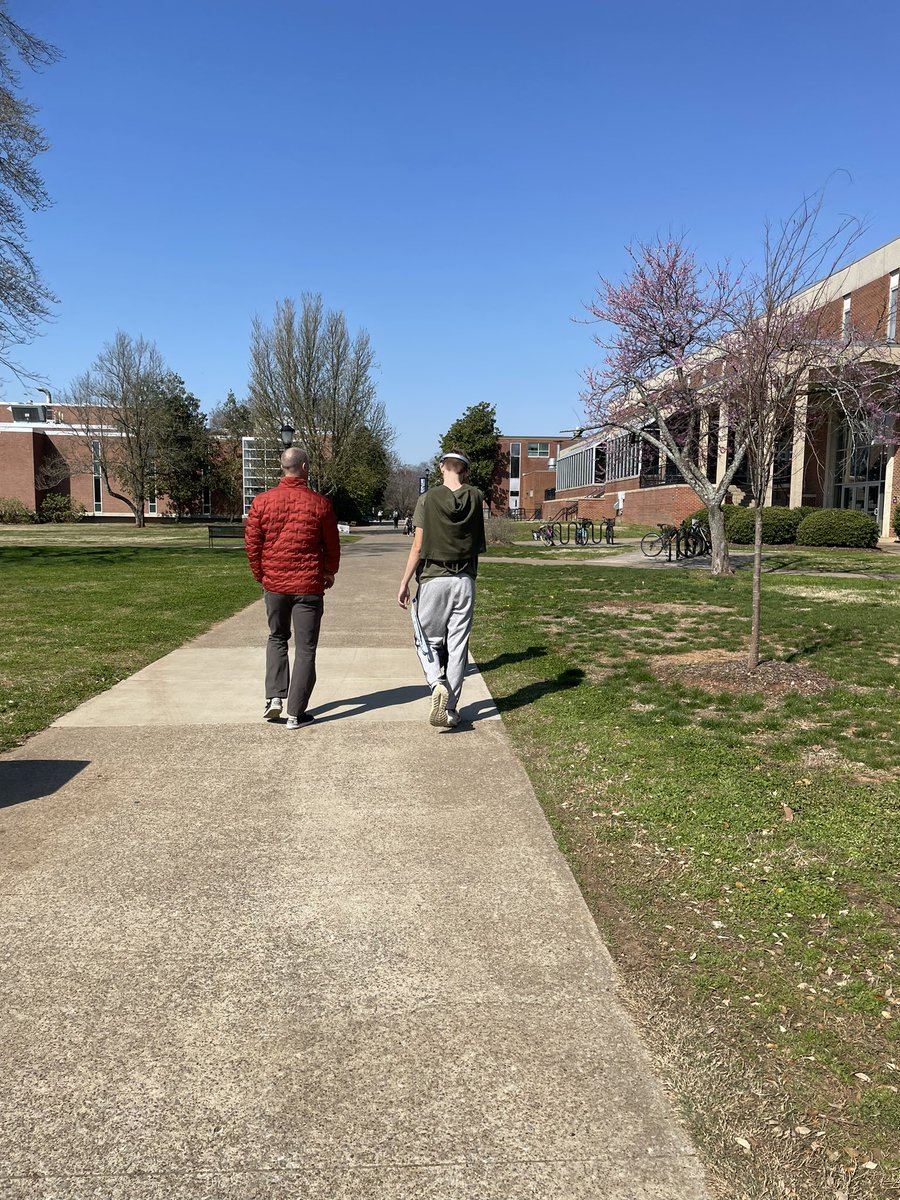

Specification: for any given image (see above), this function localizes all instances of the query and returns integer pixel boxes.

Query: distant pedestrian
[397,450,485,728]
[392,509,399,529]
[404,514,413,536]
[244,447,340,728]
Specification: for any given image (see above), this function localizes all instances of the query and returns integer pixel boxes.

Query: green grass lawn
[759,545,900,576]
[0,540,261,751]
[492,517,652,542]
[473,561,899,1198]
[482,542,629,559]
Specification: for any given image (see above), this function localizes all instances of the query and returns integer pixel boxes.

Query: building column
[715,409,729,486]
[788,387,808,508]
[699,409,710,476]
[883,449,896,539]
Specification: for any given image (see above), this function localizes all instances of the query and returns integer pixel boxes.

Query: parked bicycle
[574,518,590,546]
[640,524,678,558]
[678,517,712,558]
[532,522,556,547]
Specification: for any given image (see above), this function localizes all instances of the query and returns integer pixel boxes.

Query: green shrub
[39,493,85,523]
[724,506,755,544]
[761,506,804,544]
[893,501,900,539]
[796,509,879,548]
[715,505,808,546]
[0,497,37,524]
[684,506,717,527]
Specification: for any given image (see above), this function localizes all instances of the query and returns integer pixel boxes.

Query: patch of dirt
[587,600,733,615]
[651,649,835,698]
[802,743,900,786]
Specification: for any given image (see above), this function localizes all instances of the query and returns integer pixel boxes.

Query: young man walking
[244,447,340,728]
[397,450,486,728]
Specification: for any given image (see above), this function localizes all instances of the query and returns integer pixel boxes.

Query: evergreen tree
[207,390,252,518]
[152,376,207,517]
[436,401,501,506]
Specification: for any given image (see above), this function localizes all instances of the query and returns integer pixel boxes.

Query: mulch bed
[650,649,835,697]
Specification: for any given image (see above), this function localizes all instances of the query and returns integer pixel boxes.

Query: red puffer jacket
[244,477,341,595]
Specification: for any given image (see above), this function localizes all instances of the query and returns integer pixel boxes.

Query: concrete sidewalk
[0,527,709,1200]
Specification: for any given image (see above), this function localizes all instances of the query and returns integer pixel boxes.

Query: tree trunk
[706,504,733,577]
[748,505,763,669]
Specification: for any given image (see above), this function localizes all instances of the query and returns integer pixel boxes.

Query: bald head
[281,447,309,476]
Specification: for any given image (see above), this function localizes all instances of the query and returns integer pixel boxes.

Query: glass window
[242,437,282,515]
[888,272,898,341]
[92,440,102,513]
[509,441,520,481]
[527,442,549,457]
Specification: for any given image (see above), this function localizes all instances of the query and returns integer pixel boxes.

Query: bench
[207,524,245,547]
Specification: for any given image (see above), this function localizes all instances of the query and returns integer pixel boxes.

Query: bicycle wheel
[640,533,664,557]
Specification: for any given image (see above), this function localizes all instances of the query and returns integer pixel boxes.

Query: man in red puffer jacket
[244,447,340,729]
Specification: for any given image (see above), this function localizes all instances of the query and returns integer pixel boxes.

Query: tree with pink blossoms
[581,237,745,576]
[581,197,900,666]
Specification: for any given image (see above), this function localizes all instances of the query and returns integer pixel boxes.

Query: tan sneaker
[429,680,450,727]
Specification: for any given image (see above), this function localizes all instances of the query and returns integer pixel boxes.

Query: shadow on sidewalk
[311,684,429,722]
[0,760,90,809]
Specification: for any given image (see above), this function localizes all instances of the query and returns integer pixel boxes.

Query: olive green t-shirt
[414,484,486,582]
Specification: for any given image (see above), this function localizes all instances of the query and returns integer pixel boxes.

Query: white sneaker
[429,680,450,727]
[264,698,283,720]
[446,710,460,728]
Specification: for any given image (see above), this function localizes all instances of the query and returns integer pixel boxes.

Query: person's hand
[397,582,410,609]
[324,573,335,590]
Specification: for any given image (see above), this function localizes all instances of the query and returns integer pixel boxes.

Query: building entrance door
[838,481,883,523]
[832,420,887,526]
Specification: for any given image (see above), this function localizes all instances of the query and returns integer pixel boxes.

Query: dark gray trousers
[264,591,324,718]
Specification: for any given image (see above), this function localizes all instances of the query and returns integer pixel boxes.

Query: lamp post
[280,425,295,449]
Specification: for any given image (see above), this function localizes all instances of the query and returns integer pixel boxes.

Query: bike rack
[553,522,568,544]
[566,519,613,546]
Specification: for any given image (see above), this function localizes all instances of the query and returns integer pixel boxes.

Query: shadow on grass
[0,760,90,809]
[494,667,586,713]
[476,645,548,672]
[0,545,215,566]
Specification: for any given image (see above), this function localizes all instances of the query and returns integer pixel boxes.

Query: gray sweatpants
[413,574,476,712]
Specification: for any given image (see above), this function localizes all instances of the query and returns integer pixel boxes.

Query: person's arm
[320,502,341,589]
[244,499,263,581]
[397,527,424,609]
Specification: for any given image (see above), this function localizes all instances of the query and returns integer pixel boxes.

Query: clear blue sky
[8,0,899,464]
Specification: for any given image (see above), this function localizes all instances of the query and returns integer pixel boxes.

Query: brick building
[0,399,220,520]
[546,238,900,537]
[493,435,575,517]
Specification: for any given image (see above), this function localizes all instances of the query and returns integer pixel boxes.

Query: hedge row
[686,504,880,548]
[0,495,85,524]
